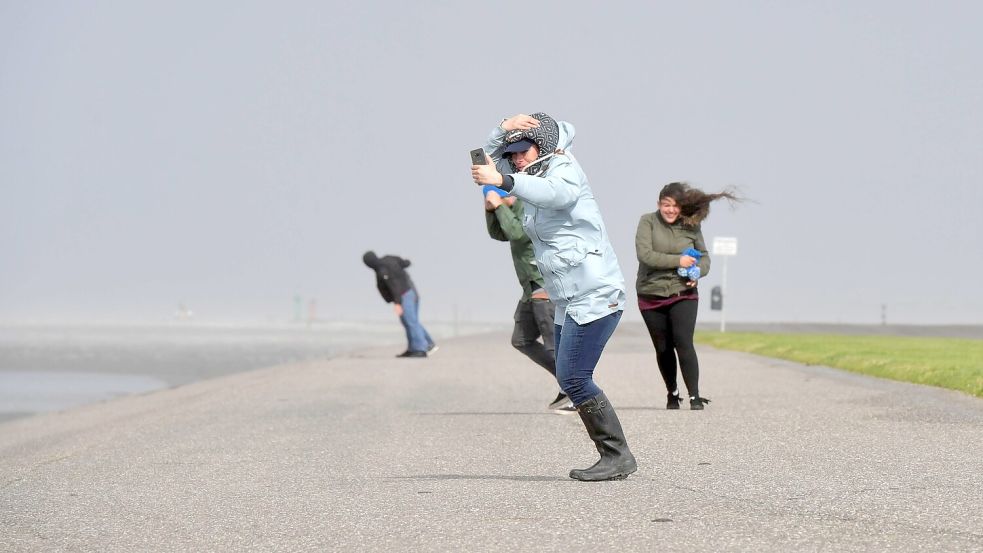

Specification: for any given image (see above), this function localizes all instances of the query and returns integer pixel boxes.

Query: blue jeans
[554,310,623,405]
[400,289,434,353]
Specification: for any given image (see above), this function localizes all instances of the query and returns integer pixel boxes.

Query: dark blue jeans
[554,310,623,405]
[400,289,434,353]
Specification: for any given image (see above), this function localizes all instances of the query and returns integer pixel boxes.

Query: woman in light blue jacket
[471,112,636,482]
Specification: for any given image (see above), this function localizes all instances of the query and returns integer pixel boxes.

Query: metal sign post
[712,237,738,332]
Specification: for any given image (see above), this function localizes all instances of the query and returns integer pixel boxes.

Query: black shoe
[690,396,710,410]
[552,400,577,414]
[548,392,576,415]
[396,350,427,358]
[666,391,681,410]
[569,392,637,482]
[547,391,569,410]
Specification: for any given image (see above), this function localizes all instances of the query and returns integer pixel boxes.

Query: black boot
[569,392,637,481]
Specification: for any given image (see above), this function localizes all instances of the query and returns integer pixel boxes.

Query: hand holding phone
[470,148,487,165]
[471,148,501,186]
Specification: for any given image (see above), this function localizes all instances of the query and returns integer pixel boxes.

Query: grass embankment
[695,332,983,398]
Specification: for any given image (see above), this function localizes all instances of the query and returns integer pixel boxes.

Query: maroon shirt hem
[638,289,698,311]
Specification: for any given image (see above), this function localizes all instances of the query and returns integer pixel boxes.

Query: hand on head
[501,114,540,132]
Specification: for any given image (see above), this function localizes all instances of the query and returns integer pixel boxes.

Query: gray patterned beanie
[504,112,560,175]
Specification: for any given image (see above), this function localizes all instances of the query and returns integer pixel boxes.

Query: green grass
[695,331,983,398]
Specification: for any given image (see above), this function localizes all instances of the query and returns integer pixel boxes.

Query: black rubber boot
[569,392,637,481]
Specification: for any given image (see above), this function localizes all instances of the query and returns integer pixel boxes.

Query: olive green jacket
[635,211,710,297]
[486,199,547,302]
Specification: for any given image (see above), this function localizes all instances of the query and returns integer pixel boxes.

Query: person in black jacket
[362,251,436,358]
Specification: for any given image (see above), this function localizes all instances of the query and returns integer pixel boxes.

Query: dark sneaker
[552,400,577,414]
[547,391,569,410]
[396,350,427,358]
[427,344,439,355]
[690,396,710,410]
[667,392,681,410]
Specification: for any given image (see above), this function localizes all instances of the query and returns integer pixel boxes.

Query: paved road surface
[1,327,981,551]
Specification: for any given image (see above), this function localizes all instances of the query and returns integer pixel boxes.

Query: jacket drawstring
[518,149,565,176]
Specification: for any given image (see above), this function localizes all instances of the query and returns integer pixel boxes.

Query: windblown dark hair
[659,182,741,226]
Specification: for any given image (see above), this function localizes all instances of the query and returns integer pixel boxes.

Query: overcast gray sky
[2,1,981,325]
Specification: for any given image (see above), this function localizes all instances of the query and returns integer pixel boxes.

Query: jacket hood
[504,113,575,175]
[362,251,379,269]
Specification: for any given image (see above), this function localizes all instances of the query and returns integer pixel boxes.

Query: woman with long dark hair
[635,182,739,409]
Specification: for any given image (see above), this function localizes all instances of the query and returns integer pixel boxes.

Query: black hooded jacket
[362,251,417,304]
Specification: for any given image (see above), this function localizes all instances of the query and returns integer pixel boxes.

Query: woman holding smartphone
[471,113,635,482]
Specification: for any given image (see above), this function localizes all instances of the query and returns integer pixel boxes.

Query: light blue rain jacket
[484,122,626,325]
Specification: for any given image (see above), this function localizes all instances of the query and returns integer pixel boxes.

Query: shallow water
[0,371,168,416]
[0,321,499,423]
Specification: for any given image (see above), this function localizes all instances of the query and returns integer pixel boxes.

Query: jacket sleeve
[635,215,682,270]
[491,203,526,241]
[484,125,513,177]
[694,228,711,277]
[385,279,403,304]
[485,210,507,242]
[376,279,395,303]
[510,157,581,209]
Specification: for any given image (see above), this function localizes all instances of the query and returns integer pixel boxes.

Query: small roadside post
[712,237,738,332]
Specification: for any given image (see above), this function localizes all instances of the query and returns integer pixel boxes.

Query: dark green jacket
[486,199,546,302]
[635,211,710,297]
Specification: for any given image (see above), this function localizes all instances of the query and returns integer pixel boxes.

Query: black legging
[640,298,700,398]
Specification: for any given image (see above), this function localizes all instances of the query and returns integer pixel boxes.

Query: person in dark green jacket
[483,186,574,413]
[635,182,739,410]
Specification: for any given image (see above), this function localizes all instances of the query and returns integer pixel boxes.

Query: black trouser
[640,298,700,397]
[511,298,556,376]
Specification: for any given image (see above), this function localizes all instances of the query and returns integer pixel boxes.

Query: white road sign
[712,237,738,256]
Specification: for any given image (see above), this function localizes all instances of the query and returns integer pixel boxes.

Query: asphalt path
[1,326,981,551]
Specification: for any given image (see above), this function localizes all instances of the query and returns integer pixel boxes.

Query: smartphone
[470,148,487,165]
